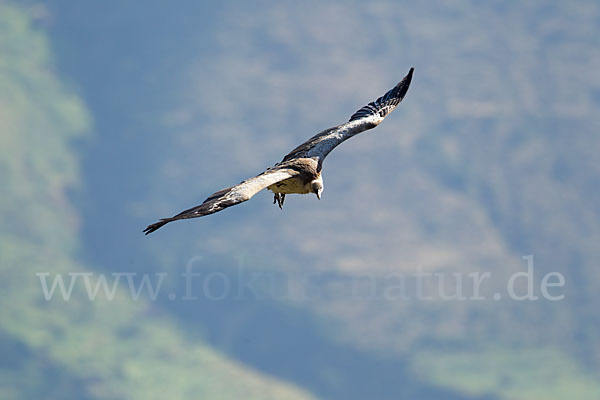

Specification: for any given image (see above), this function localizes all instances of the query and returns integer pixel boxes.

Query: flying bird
[144,68,414,234]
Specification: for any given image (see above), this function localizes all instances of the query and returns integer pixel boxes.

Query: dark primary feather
[281,67,414,165]
[349,67,413,122]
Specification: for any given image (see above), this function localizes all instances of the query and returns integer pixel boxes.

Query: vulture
[144,68,413,234]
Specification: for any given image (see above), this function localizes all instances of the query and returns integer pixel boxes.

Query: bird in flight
[144,68,414,234]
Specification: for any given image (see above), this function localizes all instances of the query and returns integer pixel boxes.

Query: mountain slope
[0,4,315,399]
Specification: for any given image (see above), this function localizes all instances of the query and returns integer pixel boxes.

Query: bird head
[311,180,323,200]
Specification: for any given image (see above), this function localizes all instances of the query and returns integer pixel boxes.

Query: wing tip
[396,67,414,97]
[348,66,414,122]
[143,218,172,235]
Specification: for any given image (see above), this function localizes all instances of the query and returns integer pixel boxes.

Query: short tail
[143,218,175,235]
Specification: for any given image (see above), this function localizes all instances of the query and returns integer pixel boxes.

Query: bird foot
[273,193,285,209]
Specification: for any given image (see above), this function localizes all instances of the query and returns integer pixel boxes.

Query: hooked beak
[315,190,322,200]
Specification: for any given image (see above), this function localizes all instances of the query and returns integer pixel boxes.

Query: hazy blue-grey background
[2,1,599,399]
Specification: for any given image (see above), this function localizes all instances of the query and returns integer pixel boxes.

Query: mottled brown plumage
[144,68,413,234]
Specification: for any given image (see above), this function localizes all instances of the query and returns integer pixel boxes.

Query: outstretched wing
[282,67,413,166]
[143,167,299,234]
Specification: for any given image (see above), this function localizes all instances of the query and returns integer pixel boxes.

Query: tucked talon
[273,193,284,209]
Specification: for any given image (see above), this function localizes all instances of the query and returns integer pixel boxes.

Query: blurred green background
[1,1,599,399]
